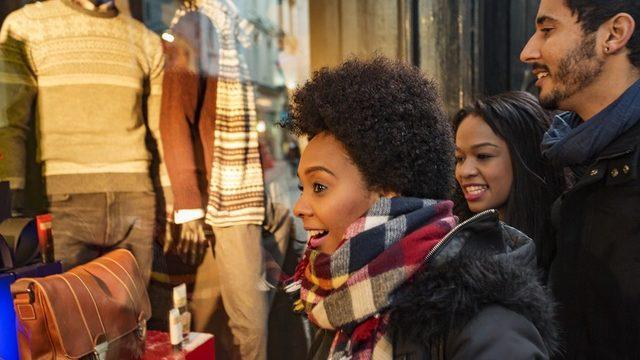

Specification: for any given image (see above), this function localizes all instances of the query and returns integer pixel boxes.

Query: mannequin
[159,9,216,266]
[3,4,120,219]
[159,7,270,359]
[0,0,165,282]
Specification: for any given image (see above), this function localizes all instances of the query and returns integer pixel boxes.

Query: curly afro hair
[287,56,454,199]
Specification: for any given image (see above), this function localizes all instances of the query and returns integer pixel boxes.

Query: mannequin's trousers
[192,224,269,360]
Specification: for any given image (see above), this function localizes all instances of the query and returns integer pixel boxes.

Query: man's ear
[601,12,636,55]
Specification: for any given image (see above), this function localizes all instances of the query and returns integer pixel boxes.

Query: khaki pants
[192,224,268,360]
[181,198,293,359]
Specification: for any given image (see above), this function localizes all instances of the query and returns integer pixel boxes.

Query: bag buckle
[12,284,35,304]
[23,287,34,303]
[93,341,108,360]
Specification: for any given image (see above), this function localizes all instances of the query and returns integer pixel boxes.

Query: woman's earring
[605,46,610,53]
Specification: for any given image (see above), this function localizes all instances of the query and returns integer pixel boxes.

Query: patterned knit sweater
[0,0,166,194]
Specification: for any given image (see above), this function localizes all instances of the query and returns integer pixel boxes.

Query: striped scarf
[172,1,265,226]
[292,197,457,359]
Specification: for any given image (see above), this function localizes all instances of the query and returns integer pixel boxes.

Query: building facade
[308,0,540,114]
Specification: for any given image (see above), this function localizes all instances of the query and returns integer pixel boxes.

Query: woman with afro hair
[283,56,558,359]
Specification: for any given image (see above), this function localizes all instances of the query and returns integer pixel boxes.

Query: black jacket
[548,121,640,359]
[308,210,559,359]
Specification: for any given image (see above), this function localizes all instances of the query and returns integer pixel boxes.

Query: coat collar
[541,80,640,168]
[389,212,559,355]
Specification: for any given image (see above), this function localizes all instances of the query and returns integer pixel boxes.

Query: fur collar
[389,217,559,356]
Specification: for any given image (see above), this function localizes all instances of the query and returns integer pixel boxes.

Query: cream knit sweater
[0,0,166,194]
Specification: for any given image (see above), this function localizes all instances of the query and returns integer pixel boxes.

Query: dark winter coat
[548,121,640,359]
[308,210,559,359]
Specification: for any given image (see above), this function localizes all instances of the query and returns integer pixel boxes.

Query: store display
[160,5,270,358]
[0,0,165,280]
[168,1,265,227]
[11,249,151,359]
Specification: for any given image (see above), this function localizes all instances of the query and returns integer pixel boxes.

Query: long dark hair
[453,91,565,271]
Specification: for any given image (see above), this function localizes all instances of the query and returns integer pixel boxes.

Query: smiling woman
[453,91,565,274]
[455,114,513,215]
[283,58,559,360]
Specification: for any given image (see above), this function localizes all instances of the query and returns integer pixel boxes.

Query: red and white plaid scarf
[292,197,457,359]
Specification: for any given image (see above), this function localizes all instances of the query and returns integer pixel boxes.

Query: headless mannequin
[161,14,212,266]
[62,0,209,265]
[1,0,164,284]
[7,0,117,216]
[7,0,117,217]
[71,0,209,265]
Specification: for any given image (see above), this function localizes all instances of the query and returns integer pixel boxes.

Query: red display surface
[144,331,215,360]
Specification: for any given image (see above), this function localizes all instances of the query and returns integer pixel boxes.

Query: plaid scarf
[291,197,457,359]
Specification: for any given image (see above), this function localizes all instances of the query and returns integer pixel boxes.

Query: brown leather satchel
[11,249,151,359]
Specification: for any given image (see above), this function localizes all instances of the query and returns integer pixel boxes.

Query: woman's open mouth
[307,230,329,248]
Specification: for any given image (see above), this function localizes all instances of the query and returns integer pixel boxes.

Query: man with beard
[521,0,640,358]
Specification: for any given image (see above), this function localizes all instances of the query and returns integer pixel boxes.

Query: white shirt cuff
[174,209,205,224]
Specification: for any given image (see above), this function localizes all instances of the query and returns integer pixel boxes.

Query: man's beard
[539,33,605,110]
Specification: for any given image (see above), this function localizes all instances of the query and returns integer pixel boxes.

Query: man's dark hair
[565,0,640,67]
[453,91,565,270]
[286,56,454,200]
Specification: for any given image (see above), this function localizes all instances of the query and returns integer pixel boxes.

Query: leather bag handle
[11,280,34,303]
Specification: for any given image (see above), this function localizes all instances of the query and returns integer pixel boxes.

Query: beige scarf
[170,1,264,226]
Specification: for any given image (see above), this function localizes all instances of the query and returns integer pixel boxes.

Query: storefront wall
[309,0,539,114]
[309,0,477,114]
[309,0,408,70]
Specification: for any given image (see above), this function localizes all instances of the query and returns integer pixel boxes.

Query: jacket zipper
[423,209,498,264]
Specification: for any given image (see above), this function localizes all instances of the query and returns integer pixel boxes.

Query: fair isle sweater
[0,0,166,194]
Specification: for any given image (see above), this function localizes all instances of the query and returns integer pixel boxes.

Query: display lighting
[256,97,273,108]
[161,32,175,43]
[256,120,266,133]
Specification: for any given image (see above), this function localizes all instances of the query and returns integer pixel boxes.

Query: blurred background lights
[161,32,175,43]
[256,120,266,133]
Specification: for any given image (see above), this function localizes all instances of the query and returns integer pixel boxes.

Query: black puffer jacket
[308,210,559,359]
